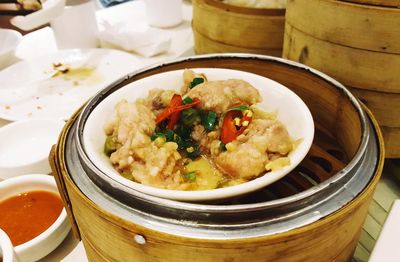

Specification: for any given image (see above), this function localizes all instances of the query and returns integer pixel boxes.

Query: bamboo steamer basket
[50,54,384,262]
[381,126,400,158]
[283,0,400,157]
[192,0,285,56]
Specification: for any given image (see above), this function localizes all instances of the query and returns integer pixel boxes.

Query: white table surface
[0,1,193,260]
[1,1,399,261]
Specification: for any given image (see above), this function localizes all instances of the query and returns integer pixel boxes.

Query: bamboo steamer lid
[50,54,385,262]
[192,0,285,56]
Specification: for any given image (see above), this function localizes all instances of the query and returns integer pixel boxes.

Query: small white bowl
[0,174,70,262]
[0,228,18,262]
[82,68,314,201]
[0,119,65,180]
[0,29,22,70]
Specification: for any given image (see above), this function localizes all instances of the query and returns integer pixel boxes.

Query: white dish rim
[80,68,315,201]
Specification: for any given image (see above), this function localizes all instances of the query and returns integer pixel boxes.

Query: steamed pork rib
[104,99,188,189]
[104,69,294,190]
[215,119,292,179]
[186,79,261,113]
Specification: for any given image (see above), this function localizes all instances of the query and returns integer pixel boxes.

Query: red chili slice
[220,108,252,144]
[166,95,183,130]
[155,95,201,127]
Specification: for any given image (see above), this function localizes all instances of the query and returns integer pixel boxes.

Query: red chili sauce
[0,191,63,246]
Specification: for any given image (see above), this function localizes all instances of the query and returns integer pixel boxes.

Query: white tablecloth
[0,1,193,260]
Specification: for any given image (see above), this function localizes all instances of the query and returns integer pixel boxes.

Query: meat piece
[191,124,220,155]
[109,99,155,145]
[186,79,261,113]
[146,89,176,110]
[106,99,188,189]
[216,144,268,179]
[242,119,293,155]
[181,69,207,94]
[215,119,292,179]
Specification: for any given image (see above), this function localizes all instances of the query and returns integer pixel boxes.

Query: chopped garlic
[234,117,241,126]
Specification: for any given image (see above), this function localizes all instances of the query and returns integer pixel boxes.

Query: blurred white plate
[82,68,315,201]
[0,118,65,180]
[0,49,140,121]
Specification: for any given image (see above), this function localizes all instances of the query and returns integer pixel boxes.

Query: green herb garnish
[189,77,204,89]
[182,96,193,104]
[219,142,227,151]
[181,108,200,126]
[104,135,117,156]
[202,111,217,132]
[184,171,197,182]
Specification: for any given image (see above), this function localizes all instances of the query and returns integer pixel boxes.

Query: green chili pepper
[203,111,217,131]
[104,135,117,156]
[182,96,193,104]
[189,77,204,89]
[151,132,165,141]
[173,133,186,150]
[181,108,200,126]
[186,144,200,159]
[121,171,134,180]
[183,171,197,182]
[175,124,192,140]
[164,130,175,141]
[219,142,227,152]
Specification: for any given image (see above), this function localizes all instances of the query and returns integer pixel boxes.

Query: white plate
[82,68,315,201]
[0,49,141,121]
[0,118,65,180]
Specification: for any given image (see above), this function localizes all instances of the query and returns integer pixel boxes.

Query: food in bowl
[103,69,295,191]
[0,190,63,246]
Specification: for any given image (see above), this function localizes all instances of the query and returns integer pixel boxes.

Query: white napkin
[98,21,172,57]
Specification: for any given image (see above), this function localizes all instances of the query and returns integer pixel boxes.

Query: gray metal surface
[64,54,381,240]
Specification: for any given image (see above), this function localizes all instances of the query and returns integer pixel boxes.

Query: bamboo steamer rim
[283,22,400,93]
[73,54,371,214]
[49,54,382,241]
[339,0,400,7]
[193,27,283,55]
[54,96,384,244]
[285,0,400,55]
[194,0,286,16]
[193,0,286,52]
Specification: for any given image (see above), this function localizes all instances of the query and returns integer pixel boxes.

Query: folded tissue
[98,21,172,57]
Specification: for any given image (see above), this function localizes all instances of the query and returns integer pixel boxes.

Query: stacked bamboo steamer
[192,0,285,56]
[283,0,400,157]
[51,54,384,262]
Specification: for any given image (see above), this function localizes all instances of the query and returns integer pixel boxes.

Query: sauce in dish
[0,191,63,246]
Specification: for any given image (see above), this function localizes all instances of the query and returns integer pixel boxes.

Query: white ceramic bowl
[0,119,65,180]
[82,68,314,201]
[0,228,18,262]
[0,29,22,70]
[0,174,70,262]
